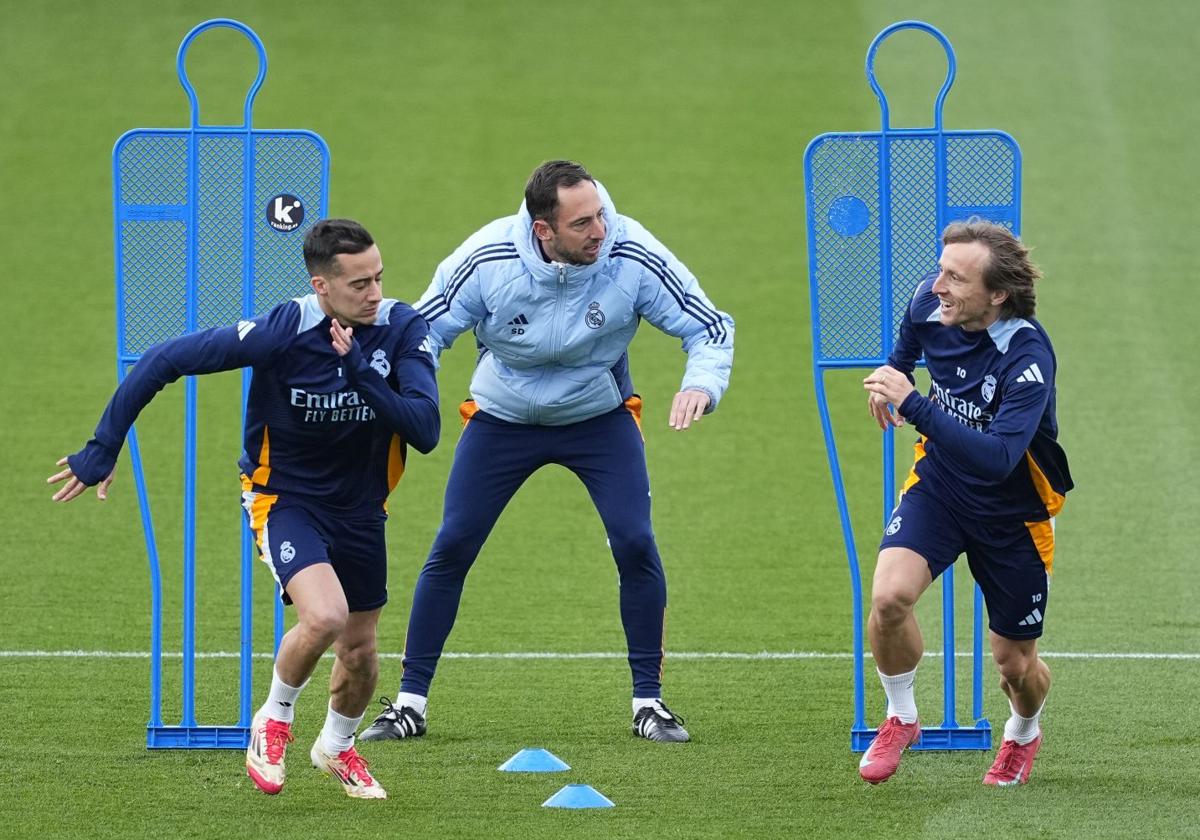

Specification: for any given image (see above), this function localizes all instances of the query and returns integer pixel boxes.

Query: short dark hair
[524,160,595,226]
[303,218,375,277]
[942,218,1041,319]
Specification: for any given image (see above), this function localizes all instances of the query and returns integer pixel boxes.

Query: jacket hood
[513,178,620,283]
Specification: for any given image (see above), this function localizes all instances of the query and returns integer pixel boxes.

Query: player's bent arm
[341,321,441,454]
[898,369,1051,482]
[630,236,734,413]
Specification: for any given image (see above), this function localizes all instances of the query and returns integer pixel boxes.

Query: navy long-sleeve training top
[69,294,440,512]
[889,275,1073,523]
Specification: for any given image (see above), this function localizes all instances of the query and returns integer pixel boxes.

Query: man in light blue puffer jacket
[362,160,734,744]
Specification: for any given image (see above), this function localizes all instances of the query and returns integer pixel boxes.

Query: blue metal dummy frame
[804,20,1022,751]
[112,18,330,748]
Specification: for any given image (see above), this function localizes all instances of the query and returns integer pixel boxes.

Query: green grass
[1,657,1196,838]
[3,0,1199,837]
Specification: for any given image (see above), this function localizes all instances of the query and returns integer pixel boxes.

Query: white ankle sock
[633,697,662,714]
[258,667,307,723]
[396,691,427,716]
[878,668,918,724]
[1003,697,1045,745]
[320,701,364,754]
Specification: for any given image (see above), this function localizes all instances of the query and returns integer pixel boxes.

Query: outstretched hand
[668,389,710,430]
[863,365,913,430]
[47,456,116,503]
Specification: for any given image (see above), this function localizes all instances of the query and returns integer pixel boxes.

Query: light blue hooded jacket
[415,180,734,426]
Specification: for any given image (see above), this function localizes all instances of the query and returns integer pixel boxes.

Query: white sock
[320,701,364,754]
[396,691,428,716]
[633,697,662,714]
[1003,697,1045,745]
[878,668,918,724]
[258,667,307,723]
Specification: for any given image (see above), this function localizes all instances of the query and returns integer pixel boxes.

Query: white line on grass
[1,649,1198,660]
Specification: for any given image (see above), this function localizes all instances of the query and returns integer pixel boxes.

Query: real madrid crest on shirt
[370,349,391,377]
[585,301,606,329]
[981,374,997,403]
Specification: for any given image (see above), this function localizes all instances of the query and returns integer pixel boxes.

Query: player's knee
[870,587,916,627]
[609,528,659,567]
[426,527,486,571]
[301,603,348,643]
[993,646,1037,687]
[337,641,378,681]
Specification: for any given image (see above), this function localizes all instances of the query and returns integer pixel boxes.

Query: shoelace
[659,705,685,725]
[872,718,913,750]
[376,696,400,720]
[990,741,1024,776]
[263,719,294,763]
[644,704,685,726]
[339,748,375,784]
[375,695,422,734]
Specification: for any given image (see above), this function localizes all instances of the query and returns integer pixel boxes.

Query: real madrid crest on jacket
[415,179,734,425]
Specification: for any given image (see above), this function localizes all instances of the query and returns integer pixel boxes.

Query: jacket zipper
[527,263,568,423]
[550,264,567,365]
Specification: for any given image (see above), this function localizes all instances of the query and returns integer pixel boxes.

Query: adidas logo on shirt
[508,313,530,335]
[1015,363,1044,384]
[1017,607,1044,627]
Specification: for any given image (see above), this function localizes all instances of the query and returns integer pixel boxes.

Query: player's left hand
[330,319,354,357]
[47,456,116,503]
[863,365,916,414]
[669,389,710,430]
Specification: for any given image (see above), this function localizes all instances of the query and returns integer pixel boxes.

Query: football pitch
[3,0,1198,837]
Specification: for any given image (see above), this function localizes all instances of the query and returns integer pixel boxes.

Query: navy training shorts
[241,478,388,612]
[879,481,1052,640]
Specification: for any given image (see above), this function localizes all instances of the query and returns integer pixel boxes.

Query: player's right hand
[867,391,905,430]
[330,320,354,357]
[47,456,116,503]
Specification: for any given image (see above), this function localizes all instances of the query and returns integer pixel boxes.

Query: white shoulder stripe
[375,299,398,325]
[987,317,1034,353]
[296,294,325,332]
[294,295,399,331]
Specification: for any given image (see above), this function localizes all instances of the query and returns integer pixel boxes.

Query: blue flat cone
[542,784,615,809]
[498,748,570,772]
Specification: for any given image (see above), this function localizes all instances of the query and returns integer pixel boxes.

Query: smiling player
[859,219,1073,786]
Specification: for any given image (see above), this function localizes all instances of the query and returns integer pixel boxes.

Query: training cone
[542,784,615,809]
[498,748,570,772]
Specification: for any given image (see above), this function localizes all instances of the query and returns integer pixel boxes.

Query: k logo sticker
[267,194,304,232]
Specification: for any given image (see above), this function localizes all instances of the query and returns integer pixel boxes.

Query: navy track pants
[400,401,667,698]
